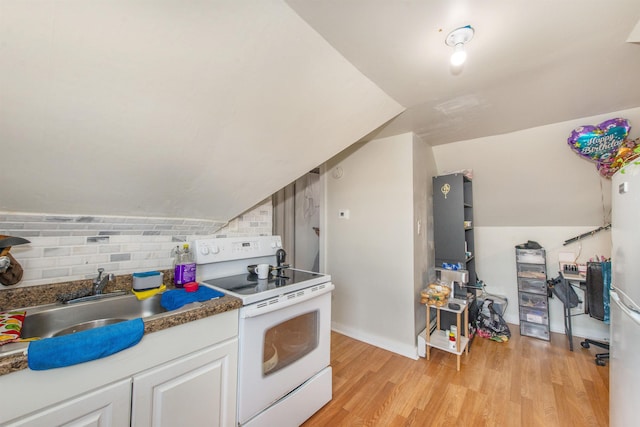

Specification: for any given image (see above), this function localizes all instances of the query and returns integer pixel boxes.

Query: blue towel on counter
[27,318,144,371]
[160,287,225,311]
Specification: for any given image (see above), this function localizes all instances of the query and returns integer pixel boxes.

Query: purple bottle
[174,244,196,287]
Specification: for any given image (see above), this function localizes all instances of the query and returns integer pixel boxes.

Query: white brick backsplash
[71,231,100,237]
[99,245,122,254]
[42,231,74,237]
[72,246,98,255]
[88,224,111,230]
[44,247,71,257]
[13,248,43,258]
[120,243,144,252]
[59,236,86,246]
[72,264,109,276]
[59,223,87,230]
[43,268,71,279]
[33,237,60,246]
[110,253,131,262]
[0,198,272,288]
[58,255,110,267]
[87,236,110,244]
[109,235,135,244]
[23,258,57,269]
[131,252,164,261]
[21,269,43,282]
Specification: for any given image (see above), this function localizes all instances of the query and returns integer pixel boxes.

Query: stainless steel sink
[52,318,129,337]
[20,293,168,339]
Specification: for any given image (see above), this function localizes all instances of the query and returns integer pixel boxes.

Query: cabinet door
[131,338,238,427]
[6,379,131,427]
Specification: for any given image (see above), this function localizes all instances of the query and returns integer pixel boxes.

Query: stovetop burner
[202,268,323,297]
[194,237,330,305]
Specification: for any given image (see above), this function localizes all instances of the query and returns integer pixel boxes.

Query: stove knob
[210,245,220,254]
[271,241,282,249]
[200,245,210,256]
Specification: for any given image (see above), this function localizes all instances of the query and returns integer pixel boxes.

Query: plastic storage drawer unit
[520,321,550,341]
[516,245,550,341]
[516,249,546,264]
[520,306,549,325]
[517,277,547,295]
[519,292,548,310]
[516,263,546,280]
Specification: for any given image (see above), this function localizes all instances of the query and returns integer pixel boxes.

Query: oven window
[263,310,319,376]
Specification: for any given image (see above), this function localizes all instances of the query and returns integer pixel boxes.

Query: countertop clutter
[0,270,242,376]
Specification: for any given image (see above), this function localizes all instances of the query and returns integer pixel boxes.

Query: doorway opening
[272,168,323,272]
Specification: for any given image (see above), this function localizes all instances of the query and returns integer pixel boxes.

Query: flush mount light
[445,25,474,66]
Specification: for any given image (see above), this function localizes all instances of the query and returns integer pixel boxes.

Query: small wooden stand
[425,299,469,371]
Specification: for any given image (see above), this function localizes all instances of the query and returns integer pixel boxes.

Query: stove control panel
[193,236,282,264]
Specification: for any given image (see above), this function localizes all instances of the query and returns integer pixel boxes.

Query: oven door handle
[240,282,334,318]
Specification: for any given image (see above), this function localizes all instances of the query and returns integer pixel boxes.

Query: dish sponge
[132,284,166,300]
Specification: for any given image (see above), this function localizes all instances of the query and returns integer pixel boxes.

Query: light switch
[619,182,629,194]
[338,209,350,219]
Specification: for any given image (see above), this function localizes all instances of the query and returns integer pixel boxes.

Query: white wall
[433,108,640,227]
[325,133,435,358]
[431,109,640,341]
[412,134,438,338]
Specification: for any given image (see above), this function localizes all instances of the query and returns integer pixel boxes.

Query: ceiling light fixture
[445,25,474,66]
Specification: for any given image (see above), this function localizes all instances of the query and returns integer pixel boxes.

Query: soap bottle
[174,243,196,287]
[172,245,182,287]
[449,330,457,350]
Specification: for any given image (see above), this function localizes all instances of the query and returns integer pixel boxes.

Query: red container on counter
[184,282,199,293]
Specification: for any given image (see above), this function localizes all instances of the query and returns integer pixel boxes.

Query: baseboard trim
[331,322,418,360]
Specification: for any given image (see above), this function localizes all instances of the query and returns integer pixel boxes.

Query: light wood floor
[303,327,609,427]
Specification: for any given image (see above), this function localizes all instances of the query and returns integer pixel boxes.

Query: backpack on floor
[474,298,510,342]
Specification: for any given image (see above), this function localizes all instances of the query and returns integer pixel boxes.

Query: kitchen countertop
[0,271,242,376]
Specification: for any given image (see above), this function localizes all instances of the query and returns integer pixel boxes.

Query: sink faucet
[93,268,115,295]
[57,268,122,304]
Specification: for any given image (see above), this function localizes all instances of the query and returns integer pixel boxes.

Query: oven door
[237,283,333,425]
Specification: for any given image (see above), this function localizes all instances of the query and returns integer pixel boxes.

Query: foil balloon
[567,118,630,164]
[597,138,640,178]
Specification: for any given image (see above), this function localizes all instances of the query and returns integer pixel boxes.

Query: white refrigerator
[610,161,640,426]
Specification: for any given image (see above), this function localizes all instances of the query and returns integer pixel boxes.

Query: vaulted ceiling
[287,0,640,145]
[0,1,402,221]
[1,1,638,222]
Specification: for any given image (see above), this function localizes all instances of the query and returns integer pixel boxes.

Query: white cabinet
[0,310,239,427]
[5,379,131,427]
[132,339,238,427]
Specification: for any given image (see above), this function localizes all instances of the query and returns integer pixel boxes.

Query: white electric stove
[193,236,333,427]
